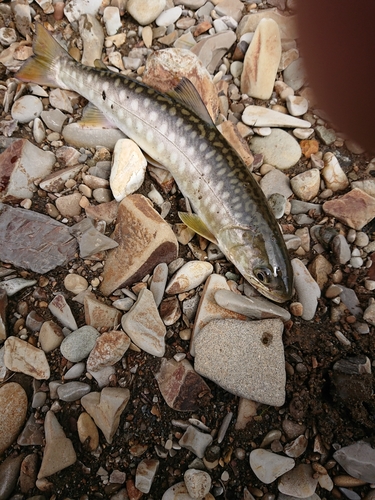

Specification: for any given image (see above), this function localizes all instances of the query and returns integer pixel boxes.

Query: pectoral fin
[178,212,218,244]
[80,103,116,128]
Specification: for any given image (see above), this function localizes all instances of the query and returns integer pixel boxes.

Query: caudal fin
[15,23,69,87]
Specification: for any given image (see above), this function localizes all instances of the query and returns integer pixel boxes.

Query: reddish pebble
[54,2,65,20]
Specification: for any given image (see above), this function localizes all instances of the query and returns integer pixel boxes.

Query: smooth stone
[241,18,281,99]
[191,31,236,74]
[77,412,99,451]
[290,168,320,201]
[110,139,147,202]
[291,259,320,321]
[57,382,91,402]
[55,192,82,217]
[283,58,307,91]
[103,6,122,36]
[250,128,301,170]
[184,469,211,498]
[156,6,182,26]
[150,263,169,307]
[242,105,311,128]
[38,411,77,479]
[135,459,159,494]
[334,442,375,483]
[286,95,308,116]
[293,128,314,140]
[290,200,322,215]
[249,449,295,484]
[323,188,375,230]
[127,0,166,25]
[17,413,44,447]
[11,95,43,123]
[260,168,293,198]
[79,13,104,67]
[322,152,349,192]
[4,337,50,379]
[62,122,126,150]
[179,425,213,459]
[39,320,64,353]
[40,108,67,132]
[112,297,134,311]
[195,319,286,406]
[0,382,28,454]
[155,358,212,411]
[214,289,291,321]
[0,454,25,500]
[60,325,100,362]
[100,194,178,296]
[278,464,319,498]
[162,481,202,500]
[268,192,287,218]
[81,387,130,444]
[84,294,122,331]
[19,453,39,495]
[48,293,78,331]
[64,274,89,295]
[121,288,166,357]
[351,179,375,197]
[166,261,213,294]
[86,330,130,372]
[64,361,86,380]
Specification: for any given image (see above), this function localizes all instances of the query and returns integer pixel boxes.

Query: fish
[16,23,293,303]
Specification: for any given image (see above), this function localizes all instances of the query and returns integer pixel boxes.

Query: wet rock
[250,129,301,170]
[0,204,77,273]
[278,464,318,497]
[0,382,28,454]
[323,188,375,230]
[4,337,50,379]
[322,152,349,192]
[242,105,310,128]
[49,294,78,331]
[77,412,99,451]
[250,449,295,484]
[38,411,77,479]
[121,288,166,357]
[0,453,25,500]
[81,387,130,444]
[184,468,211,498]
[179,425,213,459]
[155,357,212,411]
[191,31,236,74]
[291,258,320,320]
[290,168,320,201]
[84,295,122,331]
[241,18,281,100]
[166,261,213,295]
[101,194,178,296]
[195,319,286,406]
[60,325,100,363]
[20,453,39,494]
[127,0,166,25]
[0,139,54,201]
[135,459,159,494]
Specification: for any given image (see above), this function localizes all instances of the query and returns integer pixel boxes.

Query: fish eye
[254,267,272,284]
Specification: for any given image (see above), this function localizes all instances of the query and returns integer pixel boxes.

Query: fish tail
[16,23,69,87]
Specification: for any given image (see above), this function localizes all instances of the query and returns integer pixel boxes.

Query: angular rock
[17,413,44,447]
[291,258,320,321]
[135,459,159,494]
[39,165,82,193]
[77,412,99,451]
[121,288,166,357]
[79,13,104,67]
[150,263,169,307]
[242,105,311,128]
[250,449,295,484]
[84,295,122,331]
[290,168,320,201]
[85,200,119,224]
[100,194,178,296]
[4,337,50,380]
[191,31,237,74]
[241,18,281,99]
[110,139,147,202]
[179,425,213,459]
[38,411,77,479]
[195,319,286,406]
[166,261,213,295]
[0,204,77,273]
[20,453,39,494]
[81,387,130,444]
[323,188,375,230]
[0,382,28,454]
[64,0,102,22]
[60,325,100,363]
[48,293,78,331]
[41,108,67,132]
[278,464,319,498]
[155,357,212,411]
[309,254,333,290]
[283,58,307,91]
[0,139,55,201]
[260,168,293,199]
[87,330,130,372]
[69,218,118,258]
[322,152,349,192]
[214,0,244,23]
[333,441,375,484]
[250,129,301,170]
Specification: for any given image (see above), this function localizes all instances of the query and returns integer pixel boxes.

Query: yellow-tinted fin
[167,77,215,126]
[143,152,168,170]
[178,212,218,244]
[15,23,69,88]
[94,59,108,70]
[80,103,116,128]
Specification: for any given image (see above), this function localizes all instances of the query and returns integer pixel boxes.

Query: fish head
[218,226,294,303]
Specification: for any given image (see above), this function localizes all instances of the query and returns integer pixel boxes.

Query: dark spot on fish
[111,104,114,109]
[261,332,273,346]
[102,91,106,100]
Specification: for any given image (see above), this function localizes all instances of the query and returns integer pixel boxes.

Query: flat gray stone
[0,204,77,273]
[194,319,286,406]
[334,441,375,483]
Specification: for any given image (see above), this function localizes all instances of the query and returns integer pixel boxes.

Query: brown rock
[84,295,122,331]
[0,382,28,455]
[4,337,50,380]
[39,165,82,193]
[155,358,212,411]
[20,453,39,494]
[0,454,25,500]
[86,330,131,372]
[194,21,212,37]
[85,199,119,224]
[100,194,178,296]
[323,188,375,230]
[300,139,319,158]
[308,254,333,289]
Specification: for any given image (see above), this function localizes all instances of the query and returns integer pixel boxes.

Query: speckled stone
[0,382,28,454]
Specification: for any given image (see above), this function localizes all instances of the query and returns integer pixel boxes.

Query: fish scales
[16,24,293,302]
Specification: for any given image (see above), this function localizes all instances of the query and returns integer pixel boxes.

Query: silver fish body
[16,24,293,302]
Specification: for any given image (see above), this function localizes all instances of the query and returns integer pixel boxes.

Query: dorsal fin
[167,77,215,126]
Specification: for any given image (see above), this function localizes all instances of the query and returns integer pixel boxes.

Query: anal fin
[178,212,217,244]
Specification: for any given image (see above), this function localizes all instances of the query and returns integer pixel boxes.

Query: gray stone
[60,326,100,362]
[334,441,375,483]
[283,58,307,91]
[291,259,320,321]
[179,425,213,458]
[260,168,293,198]
[57,382,91,402]
[250,449,294,484]
[250,129,301,170]
[191,31,236,74]
[69,218,118,258]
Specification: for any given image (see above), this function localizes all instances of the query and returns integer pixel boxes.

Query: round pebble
[11,95,43,123]
[60,326,100,362]
[0,383,28,454]
[64,274,89,294]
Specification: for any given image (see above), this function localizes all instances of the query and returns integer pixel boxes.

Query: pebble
[0,27,17,46]
[64,361,86,380]
[55,192,82,217]
[268,192,287,218]
[0,454,25,500]
[241,18,281,100]
[249,449,294,484]
[191,31,236,74]
[127,0,166,25]
[291,258,321,320]
[60,325,100,362]
[38,410,77,479]
[87,330,130,373]
[290,168,320,201]
[57,381,91,402]
[150,263,169,307]
[250,128,301,170]
[179,425,213,459]
[184,469,211,498]
[62,122,125,150]
[323,188,375,230]
[316,125,336,145]
[195,318,286,406]
[135,459,159,494]
[283,57,307,91]
[4,337,50,379]
[110,139,147,202]
[48,293,78,331]
[332,234,351,265]
[0,382,28,454]
[156,6,182,26]
[278,464,319,498]
[81,387,130,444]
[103,6,122,36]
[286,95,308,116]
[242,105,311,129]
[322,152,349,191]
[284,435,308,458]
[77,412,99,451]
[260,168,293,198]
[11,95,43,123]
[49,88,73,113]
[64,273,89,295]
[84,294,121,330]
[166,261,213,294]
[121,287,166,357]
